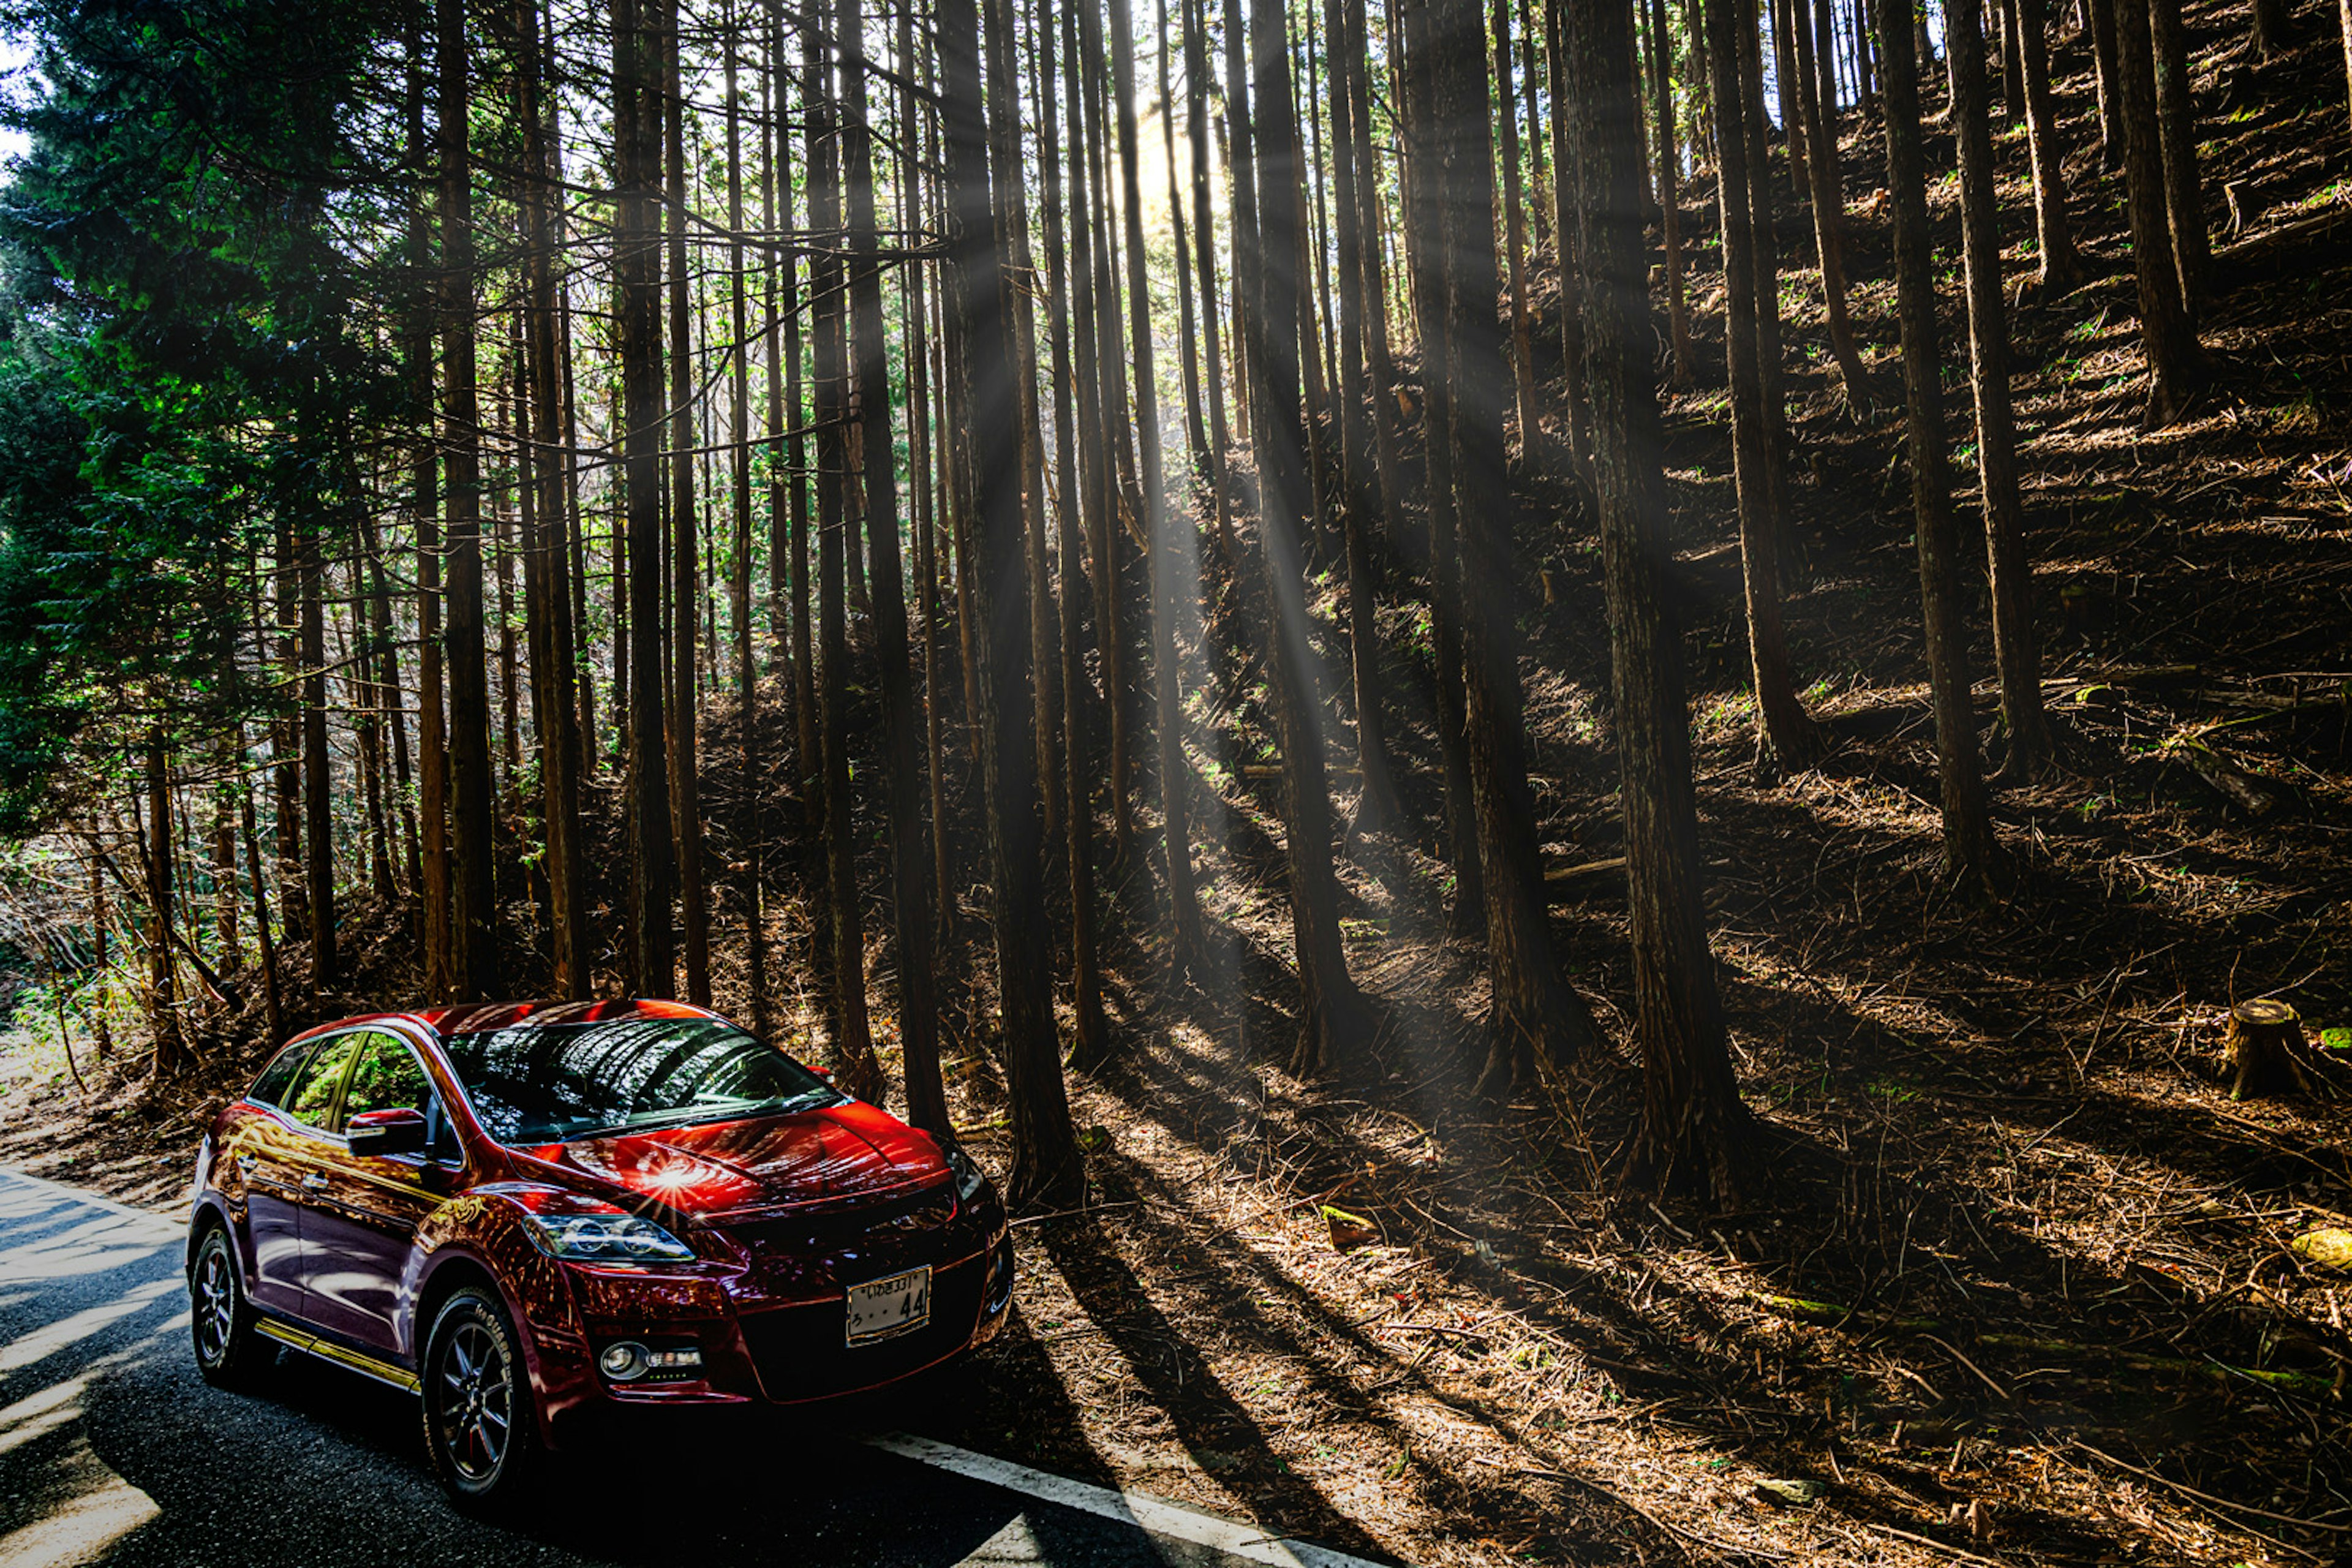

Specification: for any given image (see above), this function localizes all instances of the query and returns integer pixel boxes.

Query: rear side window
[285,1034,365,1130]
[247,1041,314,1109]
[342,1034,433,1122]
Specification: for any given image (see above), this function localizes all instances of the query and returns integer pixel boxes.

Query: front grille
[736,1253,984,1402]
[725,1184,957,1254]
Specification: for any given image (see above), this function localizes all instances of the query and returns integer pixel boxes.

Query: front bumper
[527,1216,1014,1440]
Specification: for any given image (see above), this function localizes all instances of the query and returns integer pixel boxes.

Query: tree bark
[439,0,499,1000]
[844,0,943,1129]
[1246,0,1370,1080]
[2113,0,2204,423]
[807,0,881,1095]
[2017,0,2086,290]
[1882,0,1999,889]
[1648,0,1697,386]
[520,0,587,999]
[2089,0,2126,165]
[145,738,189,1075]
[1494,0,1546,469]
[1705,0,1822,777]
[614,0,675,998]
[938,0,1083,1206]
[2148,0,2207,300]
[1948,0,2055,779]
[664,0,710,1006]
[1793,0,1880,404]
[1414,0,1599,1100]
[1574,0,1751,1203]
[1036,0,1110,1072]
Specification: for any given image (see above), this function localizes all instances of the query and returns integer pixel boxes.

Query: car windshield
[439,1019,837,1146]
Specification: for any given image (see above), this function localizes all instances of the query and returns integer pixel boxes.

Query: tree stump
[2228,999,2316,1099]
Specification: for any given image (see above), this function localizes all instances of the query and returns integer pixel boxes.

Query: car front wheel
[189,1226,264,1387]
[420,1285,539,1510]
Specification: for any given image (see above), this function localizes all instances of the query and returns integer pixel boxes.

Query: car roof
[289,998,724,1046]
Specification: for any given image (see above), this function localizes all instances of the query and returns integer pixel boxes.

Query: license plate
[845,1265,932,1345]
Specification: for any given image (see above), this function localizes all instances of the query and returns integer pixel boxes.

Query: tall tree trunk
[1185,0,1235,546]
[1573,0,1751,1203]
[1793,0,1879,404]
[1413,0,1599,1099]
[1948,0,2054,779]
[146,739,189,1075]
[1245,0,1369,1079]
[2113,0,2203,424]
[938,0,1083,1206]
[615,0,675,997]
[2089,0,2126,165]
[1494,0,1546,469]
[2148,0,2207,300]
[1037,0,1110,1071]
[1084,0,1139,868]
[1882,0,1998,888]
[1646,0,1697,385]
[807,0,881,1093]
[2017,0,2085,291]
[1776,0,1815,202]
[665,0,710,1005]
[723,0,765,1033]
[1706,0,1822,776]
[521,0,588,999]
[236,742,283,1048]
[1325,0,1403,839]
[1159,0,1211,478]
[1107,0,1205,977]
[843,0,943,1129]
[1395,1,1488,945]
[440,0,499,1000]
[298,520,336,981]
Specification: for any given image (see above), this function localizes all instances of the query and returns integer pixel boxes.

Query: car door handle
[301,1174,328,1191]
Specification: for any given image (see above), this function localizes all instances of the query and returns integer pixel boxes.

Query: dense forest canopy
[1,0,2351,1551]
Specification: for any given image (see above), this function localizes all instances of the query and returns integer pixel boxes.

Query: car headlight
[941,1140,989,1204]
[520,1210,696,1263]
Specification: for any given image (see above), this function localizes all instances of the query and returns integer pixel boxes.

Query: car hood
[532,1099,949,1216]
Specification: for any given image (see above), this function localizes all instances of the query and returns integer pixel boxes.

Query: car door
[298,1031,456,1354]
[222,1038,326,1317]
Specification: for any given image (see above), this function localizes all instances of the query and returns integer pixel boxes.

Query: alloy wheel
[434,1319,513,1483]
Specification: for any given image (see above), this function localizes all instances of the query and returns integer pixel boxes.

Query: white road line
[868,1431,1404,1568]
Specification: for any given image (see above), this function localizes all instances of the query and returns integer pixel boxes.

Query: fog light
[599,1341,650,1381]
[648,1347,702,1372]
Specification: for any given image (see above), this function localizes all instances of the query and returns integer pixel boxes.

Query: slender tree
[1948,0,2054,778]
[2113,0,2203,423]
[615,0,675,997]
[1704,0,1821,775]
[938,0,1083,1205]
[1882,0,1997,887]
[1573,0,1750,1200]
[440,0,500,999]
[843,0,943,1129]
[2016,0,2084,292]
[665,0,710,1005]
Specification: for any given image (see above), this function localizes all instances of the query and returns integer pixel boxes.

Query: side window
[284,1033,364,1131]
[247,1041,315,1109]
[342,1033,434,1124]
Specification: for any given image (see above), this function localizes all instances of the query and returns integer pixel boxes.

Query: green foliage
[0,0,407,829]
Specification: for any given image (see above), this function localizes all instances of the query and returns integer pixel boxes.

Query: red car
[184,1000,1012,1506]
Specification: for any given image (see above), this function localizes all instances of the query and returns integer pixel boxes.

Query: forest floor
[7,2,2352,1566]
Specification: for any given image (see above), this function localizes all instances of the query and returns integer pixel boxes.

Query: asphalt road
[0,1167,1390,1568]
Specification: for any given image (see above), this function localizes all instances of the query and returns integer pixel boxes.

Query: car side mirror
[347,1106,429,1157]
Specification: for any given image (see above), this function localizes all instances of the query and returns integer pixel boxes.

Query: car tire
[420,1285,540,1511]
[189,1225,265,1387]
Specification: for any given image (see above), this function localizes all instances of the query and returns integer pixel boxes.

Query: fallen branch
[1749,1293,2339,1398]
